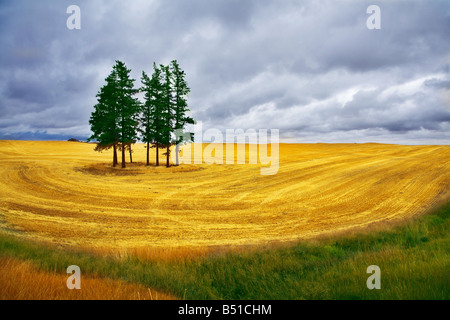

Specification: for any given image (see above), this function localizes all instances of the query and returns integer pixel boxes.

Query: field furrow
[0,141,448,252]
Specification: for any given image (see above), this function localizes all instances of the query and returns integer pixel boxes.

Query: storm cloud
[0,0,449,144]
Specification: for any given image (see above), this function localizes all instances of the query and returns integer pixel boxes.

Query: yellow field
[0,140,449,256]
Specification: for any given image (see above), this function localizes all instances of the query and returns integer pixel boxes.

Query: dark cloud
[425,78,450,89]
[0,0,449,144]
[6,77,51,104]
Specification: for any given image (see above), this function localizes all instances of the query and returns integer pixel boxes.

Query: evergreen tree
[140,63,165,166]
[160,64,174,168]
[170,60,195,166]
[88,69,119,167]
[88,60,139,168]
[114,60,140,168]
[90,59,195,169]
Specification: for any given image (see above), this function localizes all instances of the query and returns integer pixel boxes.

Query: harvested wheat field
[0,140,449,256]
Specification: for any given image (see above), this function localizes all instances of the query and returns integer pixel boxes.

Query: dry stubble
[0,141,448,258]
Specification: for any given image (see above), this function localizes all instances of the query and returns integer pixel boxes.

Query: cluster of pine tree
[88,60,194,168]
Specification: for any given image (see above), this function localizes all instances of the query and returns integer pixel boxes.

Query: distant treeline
[88,60,194,168]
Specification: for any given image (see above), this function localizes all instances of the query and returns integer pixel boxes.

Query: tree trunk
[175,144,179,166]
[146,142,150,166]
[122,145,126,168]
[156,145,159,166]
[113,144,118,167]
[166,145,170,168]
[129,145,133,163]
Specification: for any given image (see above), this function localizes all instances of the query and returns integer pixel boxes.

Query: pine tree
[140,70,153,165]
[170,60,195,166]
[140,61,195,168]
[114,60,140,168]
[160,64,174,168]
[140,63,165,166]
[88,60,140,169]
[88,69,120,167]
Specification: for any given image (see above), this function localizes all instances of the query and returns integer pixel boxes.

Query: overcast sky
[0,0,449,144]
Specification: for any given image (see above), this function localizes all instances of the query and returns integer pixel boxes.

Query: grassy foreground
[0,201,448,300]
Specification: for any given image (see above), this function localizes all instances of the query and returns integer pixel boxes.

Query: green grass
[1,201,449,300]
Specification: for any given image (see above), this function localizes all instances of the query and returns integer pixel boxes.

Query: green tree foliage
[88,69,120,167]
[140,63,165,166]
[88,60,140,168]
[90,59,195,169]
[114,60,140,168]
[159,64,175,167]
[170,60,195,166]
